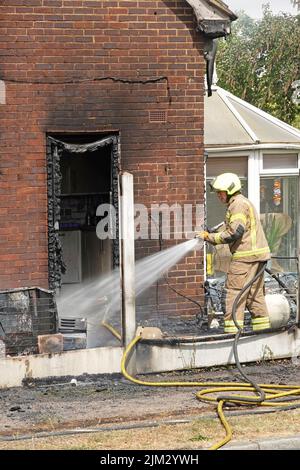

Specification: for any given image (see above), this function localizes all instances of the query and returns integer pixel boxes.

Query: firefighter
[197,173,271,334]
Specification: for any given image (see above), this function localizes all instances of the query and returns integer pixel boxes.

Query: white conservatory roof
[204,86,300,148]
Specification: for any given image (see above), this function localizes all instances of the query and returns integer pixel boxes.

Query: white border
[259,150,300,175]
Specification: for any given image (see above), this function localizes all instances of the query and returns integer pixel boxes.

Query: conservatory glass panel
[260,175,298,273]
[206,157,248,277]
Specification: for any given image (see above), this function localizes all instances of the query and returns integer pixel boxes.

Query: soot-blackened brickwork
[1,0,205,320]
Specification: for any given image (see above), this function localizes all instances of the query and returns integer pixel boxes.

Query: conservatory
[205,86,300,277]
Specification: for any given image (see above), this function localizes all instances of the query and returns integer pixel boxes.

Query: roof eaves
[185,1,237,97]
[185,0,236,38]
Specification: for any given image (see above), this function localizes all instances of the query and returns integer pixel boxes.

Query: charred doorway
[46,134,120,348]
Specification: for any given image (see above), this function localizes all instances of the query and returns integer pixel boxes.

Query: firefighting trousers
[222,260,270,333]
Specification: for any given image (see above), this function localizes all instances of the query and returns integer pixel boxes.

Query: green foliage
[217,7,300,128]
[261,213,286,254]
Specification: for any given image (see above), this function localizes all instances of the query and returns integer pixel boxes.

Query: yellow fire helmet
[210,173,241,196]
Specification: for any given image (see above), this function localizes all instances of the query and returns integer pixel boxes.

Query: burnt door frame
[46,134,120,291]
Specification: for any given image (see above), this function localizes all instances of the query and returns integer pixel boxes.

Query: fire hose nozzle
[207,222,224,233]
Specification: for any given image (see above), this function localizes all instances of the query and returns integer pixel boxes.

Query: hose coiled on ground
[121,333,300,450]
[119,257,300,449]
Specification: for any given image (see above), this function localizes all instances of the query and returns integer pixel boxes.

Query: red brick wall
[0,0,205,319]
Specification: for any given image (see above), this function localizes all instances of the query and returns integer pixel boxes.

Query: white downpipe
[120,172,136,348]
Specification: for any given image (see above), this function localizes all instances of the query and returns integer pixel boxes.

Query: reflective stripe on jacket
[207,193,271,262]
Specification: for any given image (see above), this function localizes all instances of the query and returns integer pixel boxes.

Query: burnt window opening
[46,133,120,294]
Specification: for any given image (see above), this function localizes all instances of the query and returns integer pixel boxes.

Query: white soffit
[186,0,234,20]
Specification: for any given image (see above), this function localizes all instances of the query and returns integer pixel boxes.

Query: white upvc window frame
[259,150,300,176]
[204,149,300,283]
[258,152,300,284]
[206,149,300,212]
[258,151,300,215]
[206,151,251,174]
[247,150,300,212]
[204,151,251,279]
[205,150,251,216]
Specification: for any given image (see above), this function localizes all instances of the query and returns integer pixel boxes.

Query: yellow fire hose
[101,321,122,341]
[121,334,300,450]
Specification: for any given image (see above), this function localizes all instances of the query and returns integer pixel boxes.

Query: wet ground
[0,359,299,438]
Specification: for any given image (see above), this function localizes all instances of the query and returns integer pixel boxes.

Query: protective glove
[195,231,209,240]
